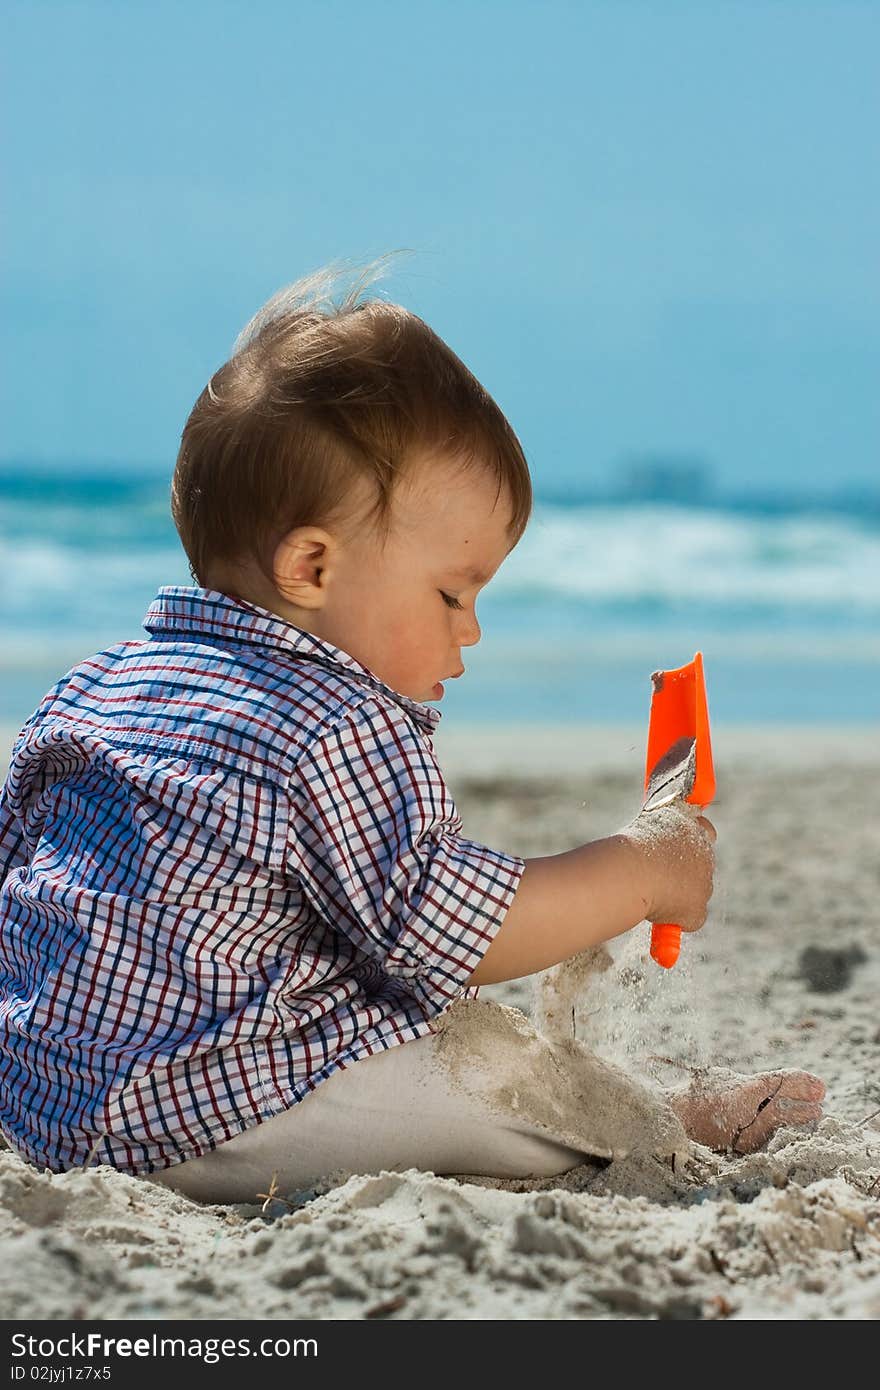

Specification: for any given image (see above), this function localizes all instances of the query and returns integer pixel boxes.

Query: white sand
[1,723,879,1320]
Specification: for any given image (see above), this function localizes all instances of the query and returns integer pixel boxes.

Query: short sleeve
[286,697,525,1017]
[0,779,27,887]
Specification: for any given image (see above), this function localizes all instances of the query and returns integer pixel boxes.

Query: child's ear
[272,528,333,608]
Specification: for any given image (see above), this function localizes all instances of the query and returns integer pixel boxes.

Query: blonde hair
[171,256,532,584]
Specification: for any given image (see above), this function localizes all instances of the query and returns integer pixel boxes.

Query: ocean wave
[494,505,880,611]
[2,489,879,631]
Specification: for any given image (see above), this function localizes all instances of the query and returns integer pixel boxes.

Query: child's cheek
[386,623,423,674]
[387,609,435,685]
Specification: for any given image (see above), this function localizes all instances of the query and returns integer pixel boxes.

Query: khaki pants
[147,999,688,1205]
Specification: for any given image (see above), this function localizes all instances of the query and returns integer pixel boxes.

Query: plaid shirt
[0,588,524,1175]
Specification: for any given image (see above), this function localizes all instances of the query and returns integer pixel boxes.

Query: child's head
[171,259,532,703]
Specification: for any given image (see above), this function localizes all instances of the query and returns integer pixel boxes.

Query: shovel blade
[644,652,715,808]
[643,734,697,811]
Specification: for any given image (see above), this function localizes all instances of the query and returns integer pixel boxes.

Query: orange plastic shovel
[643,652,716,969]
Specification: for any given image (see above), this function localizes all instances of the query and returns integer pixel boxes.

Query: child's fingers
[676,803,716,843]
[673,893,712,933]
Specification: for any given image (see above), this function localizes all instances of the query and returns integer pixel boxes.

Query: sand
[1,722,879,1321]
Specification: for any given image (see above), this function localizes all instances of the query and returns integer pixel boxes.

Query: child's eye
[439,591,464,610]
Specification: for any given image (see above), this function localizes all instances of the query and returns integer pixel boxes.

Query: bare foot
[667,1068,826,1154]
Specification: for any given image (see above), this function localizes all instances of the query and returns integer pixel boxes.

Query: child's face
[304,456,516,703]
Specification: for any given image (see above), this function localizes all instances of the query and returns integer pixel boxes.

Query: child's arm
[468,806,716,985]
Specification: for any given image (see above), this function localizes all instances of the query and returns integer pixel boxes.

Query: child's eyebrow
[449,565,491,584]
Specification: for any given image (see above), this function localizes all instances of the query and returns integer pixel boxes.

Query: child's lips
[432,670,464,698]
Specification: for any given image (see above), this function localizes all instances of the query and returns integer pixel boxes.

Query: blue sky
[3,0,878,494]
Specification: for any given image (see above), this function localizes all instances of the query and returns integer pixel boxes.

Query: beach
[1,721,879,1320]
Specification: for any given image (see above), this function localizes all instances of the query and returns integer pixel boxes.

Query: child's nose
[458,612,481,645]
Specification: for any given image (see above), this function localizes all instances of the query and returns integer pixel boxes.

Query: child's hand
[470,803,716,985]
[620,804,716,933]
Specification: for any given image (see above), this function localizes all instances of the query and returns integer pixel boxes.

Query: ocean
[1,466,878,730]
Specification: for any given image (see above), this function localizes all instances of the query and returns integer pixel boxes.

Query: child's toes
[733,1101,821,1153]
[784,1071,826,1103]
[667,1068,826,1153]
[732,1073,824,1153]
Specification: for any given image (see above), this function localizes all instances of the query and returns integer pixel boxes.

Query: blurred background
[2,0,878,730]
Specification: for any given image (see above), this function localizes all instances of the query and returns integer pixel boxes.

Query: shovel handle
[650,923,681,969]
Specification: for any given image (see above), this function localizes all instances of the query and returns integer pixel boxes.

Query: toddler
[0,264,823,1202]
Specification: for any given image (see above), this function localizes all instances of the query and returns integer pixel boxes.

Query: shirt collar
[142,586,441,735]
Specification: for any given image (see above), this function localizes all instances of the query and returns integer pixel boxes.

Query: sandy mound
[1,1114,878,1320]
